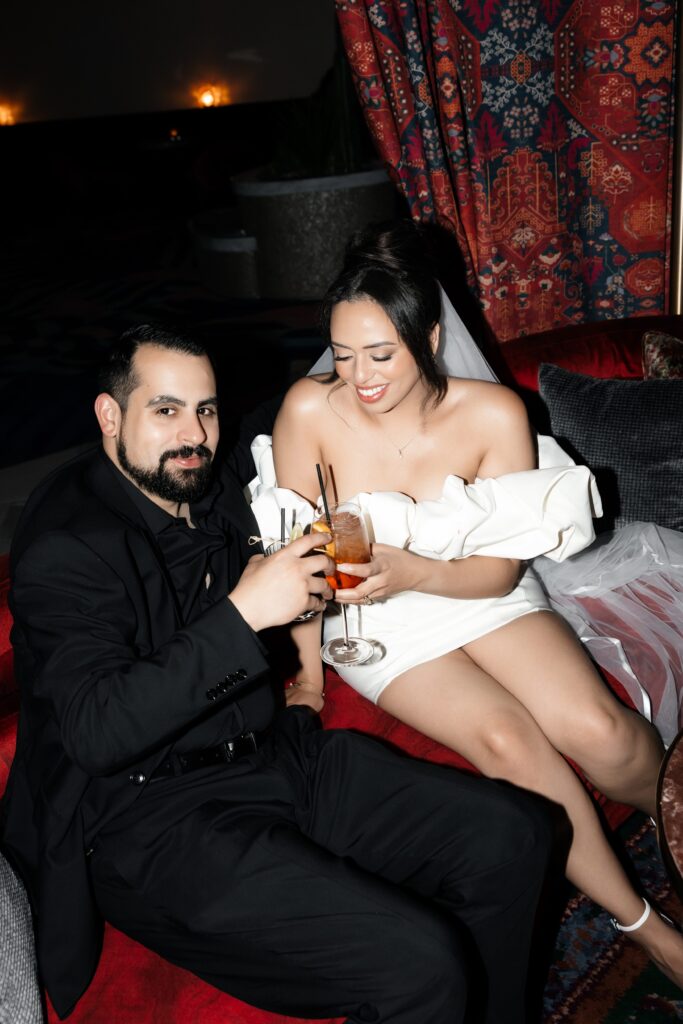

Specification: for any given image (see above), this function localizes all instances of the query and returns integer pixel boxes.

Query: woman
[258,220,683,986]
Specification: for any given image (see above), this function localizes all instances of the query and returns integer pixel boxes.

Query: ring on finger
[363,595,374,606]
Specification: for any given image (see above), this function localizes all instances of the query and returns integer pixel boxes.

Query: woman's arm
[285,615,326,711]
[272,378,329,710]
[272,377,329,506]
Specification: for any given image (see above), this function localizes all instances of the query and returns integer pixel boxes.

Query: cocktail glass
[264,538,319,623]
[313,501,376,666]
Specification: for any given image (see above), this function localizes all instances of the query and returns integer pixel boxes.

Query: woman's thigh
[378,646,557,772]
[462,610,631,759]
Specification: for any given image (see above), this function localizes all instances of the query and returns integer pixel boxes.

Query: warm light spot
[0,104,18,126]
[193,84,229,108]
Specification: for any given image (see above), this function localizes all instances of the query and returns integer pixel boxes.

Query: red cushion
[0,706,17,797]
[0,554,14,700]
[500,314,683,391]
[45,926,344,1024]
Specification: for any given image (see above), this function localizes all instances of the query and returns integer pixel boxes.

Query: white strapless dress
[248,435,602,705]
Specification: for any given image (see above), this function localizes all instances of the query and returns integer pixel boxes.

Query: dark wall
[0,1,334,123]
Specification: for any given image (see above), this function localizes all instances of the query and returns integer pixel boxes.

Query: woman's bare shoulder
[445,377,527,422]
[278,374,336,420]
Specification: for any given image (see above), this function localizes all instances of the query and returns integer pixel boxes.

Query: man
[2,325,550,1023]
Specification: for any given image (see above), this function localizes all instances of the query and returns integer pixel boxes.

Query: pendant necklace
[382,423,423,459]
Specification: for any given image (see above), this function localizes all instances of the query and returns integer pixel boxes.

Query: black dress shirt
[108,462,277,747]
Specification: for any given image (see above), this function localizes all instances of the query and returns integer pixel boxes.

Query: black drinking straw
[316,463,332,526]
[280,507,286,544]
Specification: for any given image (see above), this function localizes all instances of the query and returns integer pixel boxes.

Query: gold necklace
[381,423,423,458]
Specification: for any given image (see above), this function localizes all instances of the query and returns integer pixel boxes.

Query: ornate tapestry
[336,0,675,341]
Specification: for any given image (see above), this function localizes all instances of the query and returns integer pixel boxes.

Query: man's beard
[117,436,214,504]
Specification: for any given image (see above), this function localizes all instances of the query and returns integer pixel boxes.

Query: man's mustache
[160,444,213,466]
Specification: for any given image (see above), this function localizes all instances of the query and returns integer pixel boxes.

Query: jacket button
[206,688,217,701]
[216,681,228,694]
[129,772,146,786]
[224,674,237,686]
[236,668,248,680]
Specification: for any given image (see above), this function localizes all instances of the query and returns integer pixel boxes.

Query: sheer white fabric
[532,523,683,747]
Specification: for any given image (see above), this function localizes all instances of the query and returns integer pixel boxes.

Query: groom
[2,325,551,1024]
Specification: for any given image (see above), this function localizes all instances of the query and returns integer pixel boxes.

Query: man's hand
[228,533,334,633]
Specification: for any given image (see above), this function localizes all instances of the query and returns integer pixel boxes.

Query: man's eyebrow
[331,341,398,350]
[146,395,219,408]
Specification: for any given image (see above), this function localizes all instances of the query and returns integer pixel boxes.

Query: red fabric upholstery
[500,314,683,391]
[45,930,344,1024]
[0,554,14,701]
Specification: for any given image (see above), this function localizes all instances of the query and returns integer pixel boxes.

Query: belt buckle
[219,740,236,764]
[222,731,258,763]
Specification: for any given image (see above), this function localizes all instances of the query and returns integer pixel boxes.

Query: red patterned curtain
[336,0,675,341]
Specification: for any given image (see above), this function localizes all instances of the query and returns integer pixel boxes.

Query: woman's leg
[377,649,683,988]
[462,611,664,818]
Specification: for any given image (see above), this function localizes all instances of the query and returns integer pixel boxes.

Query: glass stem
[340,603,352,649]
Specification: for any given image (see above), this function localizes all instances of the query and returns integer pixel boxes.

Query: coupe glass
[313,502,376,666]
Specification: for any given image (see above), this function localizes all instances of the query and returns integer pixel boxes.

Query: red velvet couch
[2,313,679,1023]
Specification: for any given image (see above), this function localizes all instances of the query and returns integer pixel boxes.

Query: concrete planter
[233,168,395,300]
[189,213,259,299]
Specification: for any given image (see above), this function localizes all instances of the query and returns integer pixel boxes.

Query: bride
[252,219,683,987]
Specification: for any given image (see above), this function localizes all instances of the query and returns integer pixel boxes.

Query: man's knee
[365,910,468,1011]
[496,785,553,876]
[464,783,552,886]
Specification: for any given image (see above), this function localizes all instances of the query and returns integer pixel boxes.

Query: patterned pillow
[642,330,683,379]
[538,364,683,532]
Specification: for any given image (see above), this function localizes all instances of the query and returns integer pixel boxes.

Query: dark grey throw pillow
[538,364,683,532]
[0,850,42,1024]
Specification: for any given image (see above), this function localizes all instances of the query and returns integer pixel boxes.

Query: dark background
[0,4,357,467]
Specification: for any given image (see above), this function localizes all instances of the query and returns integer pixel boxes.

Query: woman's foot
[614,899,683,990]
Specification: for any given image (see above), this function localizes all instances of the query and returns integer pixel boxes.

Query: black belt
[149,731,266,782]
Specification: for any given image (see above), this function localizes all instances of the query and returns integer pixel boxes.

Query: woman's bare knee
[473,714,549,786]
[562,702,639,772]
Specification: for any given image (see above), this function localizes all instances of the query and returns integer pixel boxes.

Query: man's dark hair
[99,324,209,409]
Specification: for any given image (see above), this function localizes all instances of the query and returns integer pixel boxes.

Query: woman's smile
[356,383,389,403]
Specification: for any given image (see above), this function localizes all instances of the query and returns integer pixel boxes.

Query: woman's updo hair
[320,220,447,404]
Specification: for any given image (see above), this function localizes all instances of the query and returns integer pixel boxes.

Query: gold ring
[363,596,374,606]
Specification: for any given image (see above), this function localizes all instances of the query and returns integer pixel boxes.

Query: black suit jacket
[1,447,275,1018]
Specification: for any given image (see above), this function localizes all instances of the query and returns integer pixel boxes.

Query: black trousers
[90,708,551,1024]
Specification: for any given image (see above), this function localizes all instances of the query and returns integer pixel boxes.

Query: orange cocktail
[313,502,376,667]
[312,509,371,590]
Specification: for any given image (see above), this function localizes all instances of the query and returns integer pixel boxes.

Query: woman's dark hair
[320,220,447,403]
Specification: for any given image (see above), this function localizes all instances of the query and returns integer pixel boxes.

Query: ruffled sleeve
[247,434,602,562]
[248,435,318,543]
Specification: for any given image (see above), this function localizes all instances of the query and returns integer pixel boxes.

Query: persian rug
[543,815,683,1022]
